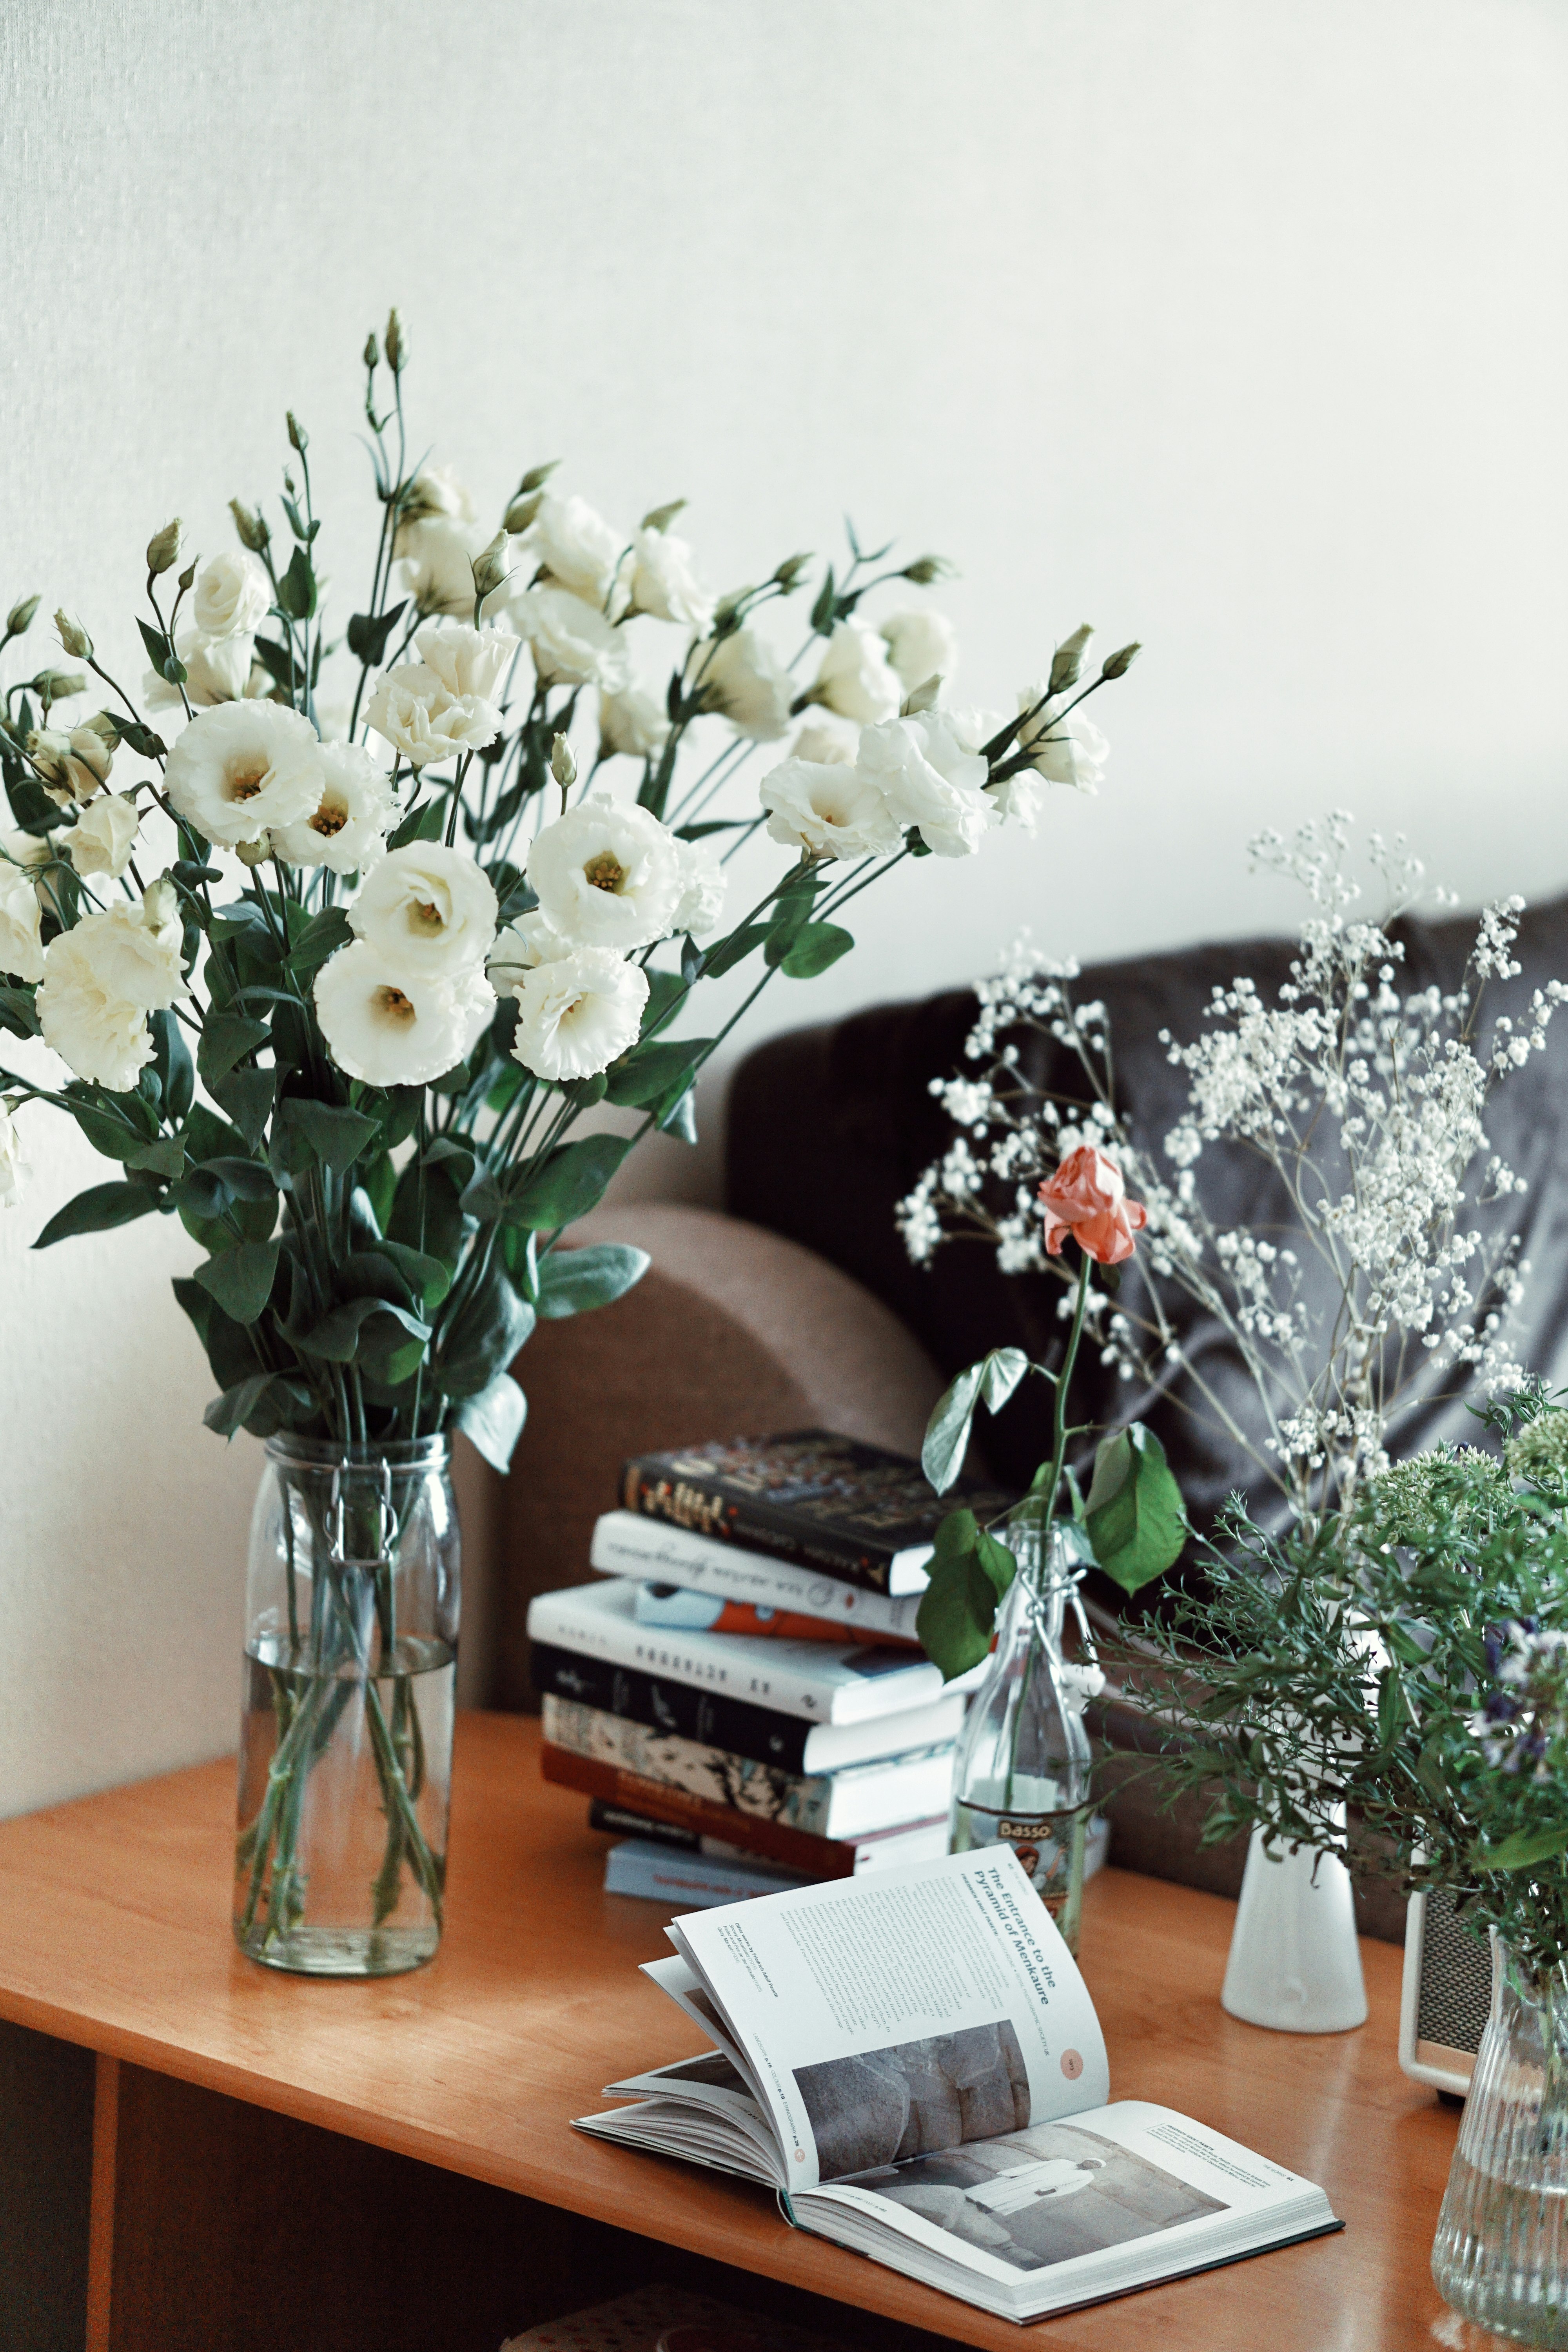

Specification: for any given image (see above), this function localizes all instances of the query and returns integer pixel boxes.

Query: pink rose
[1038,1144,1147,1266]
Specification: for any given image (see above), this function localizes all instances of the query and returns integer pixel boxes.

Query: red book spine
[540,1744,857,1878]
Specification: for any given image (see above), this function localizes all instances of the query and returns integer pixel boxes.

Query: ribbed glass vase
[1432,1935,1568,2345]
[234,1435,460,1977]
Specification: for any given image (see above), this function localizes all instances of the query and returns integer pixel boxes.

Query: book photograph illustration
[575,1847,1340,2324]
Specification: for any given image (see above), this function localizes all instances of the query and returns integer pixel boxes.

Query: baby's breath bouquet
[0,315,1140,1970]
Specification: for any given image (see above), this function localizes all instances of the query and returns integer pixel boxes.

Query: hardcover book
[585,1796,948,1878]
[589,1511,924,1640]
[541,1695,955,1840]
[531,1641,965,1777]
[575,1848,1341,2325]
[604,1837,810,1910]
[619,1430,1015,1596]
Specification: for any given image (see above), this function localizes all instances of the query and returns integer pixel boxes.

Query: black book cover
[619,1427,1014,1594]
[531,1640,814,1773]
[586,1798,701,1851]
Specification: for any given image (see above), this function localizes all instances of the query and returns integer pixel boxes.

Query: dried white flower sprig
[901,814,1566,1523]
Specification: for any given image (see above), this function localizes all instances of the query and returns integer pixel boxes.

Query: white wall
[2,0,1565,1813]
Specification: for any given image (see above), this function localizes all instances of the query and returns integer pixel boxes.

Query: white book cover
[527,1578,978,1725]
[589,1510,926,1636]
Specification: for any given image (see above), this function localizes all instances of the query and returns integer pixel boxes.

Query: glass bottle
[948,1510,1101,1955]
[1431,1934,1568,2345]
[234,1435,460,1978]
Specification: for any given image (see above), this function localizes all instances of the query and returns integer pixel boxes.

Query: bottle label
[955,1800,1082,1926]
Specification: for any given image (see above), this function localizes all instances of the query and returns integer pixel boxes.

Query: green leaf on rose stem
[534,1243,650,1321]
[657,1083,698,1143]
[602,1037,712,1110]
[915,1509,1018,1682]
[198,1013,272,1087]
[285,905,353,980]
[294,1295,431,1366]
[1084,1421,1187,1594]
[0,983,40,1038]
[150,1009,194,1122]
[699,922,773,979]
[281,1098,380,1174]
[31,1179,163,1248]
[505,1133,633,1231]
[211,1065,274,1152]
[780,922,855,979]
[346,600,408,668]
[432,1264,537,1399]
[979,1347,1030,1415]
[1476,1825,1568,1873]
[387,796,446,851]
[453,1371,528,1474]
[274,546,318,622]
[194,1240,279,1325]
[922,1361,987,1495]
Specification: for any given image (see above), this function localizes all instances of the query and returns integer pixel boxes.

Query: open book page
[660,1847,1109,2192]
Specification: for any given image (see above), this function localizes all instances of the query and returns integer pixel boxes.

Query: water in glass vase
[234,1633,454,1976]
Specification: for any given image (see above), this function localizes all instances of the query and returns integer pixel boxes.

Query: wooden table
[0,1713,1485,2351]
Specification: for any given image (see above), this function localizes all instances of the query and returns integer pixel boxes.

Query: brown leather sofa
[465,893,1568,1941]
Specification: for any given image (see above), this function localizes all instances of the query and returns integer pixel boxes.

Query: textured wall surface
[1,0,1565,1812]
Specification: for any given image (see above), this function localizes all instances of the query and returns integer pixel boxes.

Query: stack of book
[527,1429,1015,1904]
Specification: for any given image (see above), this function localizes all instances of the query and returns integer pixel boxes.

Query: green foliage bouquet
[0,313,1143,1473]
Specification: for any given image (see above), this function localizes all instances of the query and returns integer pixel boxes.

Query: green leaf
[506,1133,633,1232]
[0,983,40,1038]
[199,1156,278,1203]
[700,922,772,979]
[136,617,176,677]
[640,969,686,1038]
[453,1372,528,1473]
[602,1037,712,1110]
[202,1374,278,1440]
[346,601,408,667]
[432,1265,536,1398]
[979,1347,1030,1415]
[194,1241,280,1326]
[150,1010,194,1122]
[285,906,353,980]
[922,1361,986,1494]
[31,1180,161,1248]
[535,1242,650,1321]
[915,1509,1017,1681]
[657,1083,698,1143]
[275,546,318,621]
[387,796,446,851]
[294,1295,431,1365]
[124,1136,185,1178]
[779,921,855,979]
[250,636,299,694]
[199,1012,271,1086]
[1478,1825,1568,1873]
[282,1098,380,1174]
[212,1065,274,1151]
[1084,1422,1187,1594]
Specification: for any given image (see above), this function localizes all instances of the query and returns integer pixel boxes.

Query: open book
[575,1848,1341,2325]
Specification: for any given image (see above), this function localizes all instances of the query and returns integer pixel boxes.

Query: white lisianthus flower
[530,494,627,608]
[364,661,503,769]
[487,911,573,996]
[314,942,495,1088]
[401,465,477,526]
[396,515,483,620]
[984,771,1047,835]
[507,586,632,693]
[855,712,993,857]
[808,621,902,726]
[0,1101,28,1208]
[413,620,517,705]
[759,757,904,861]
[28,724,113,805]
[790,721,856,766]
[272,743,395,874]
[693,629,792,740]
[525,793,682,951]
[945,704,1004,758]
[630,528,716,632]
[512,946,649,1083]
[349,843,498,981]
[192,550,271,639]
[143,630,256,711]
[0,857,45,981]
[1015,686,1110,793]
[163,701,326,848]
[880,608,958,697]
[58,789,140,879]
[599,684,671,760]
[670,838,728,938]
[2,828,67,920]
[36,885,188,1090]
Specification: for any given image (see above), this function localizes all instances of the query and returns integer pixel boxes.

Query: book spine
[587,1797,701,1850]
[590,1514,922,1639]
[540,1744,859,1878]
[532,1642,812,1773]
[542,1696,838,1832]
[524,1588,860,1722]
[620,1461,897,1595]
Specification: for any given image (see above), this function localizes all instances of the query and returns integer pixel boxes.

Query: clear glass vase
[234,1435,460,1978]
[947,1514,1100,1955]
[1432,1936,1568,2344]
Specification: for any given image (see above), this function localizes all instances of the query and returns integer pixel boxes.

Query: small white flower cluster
[899,820,1561,1521]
